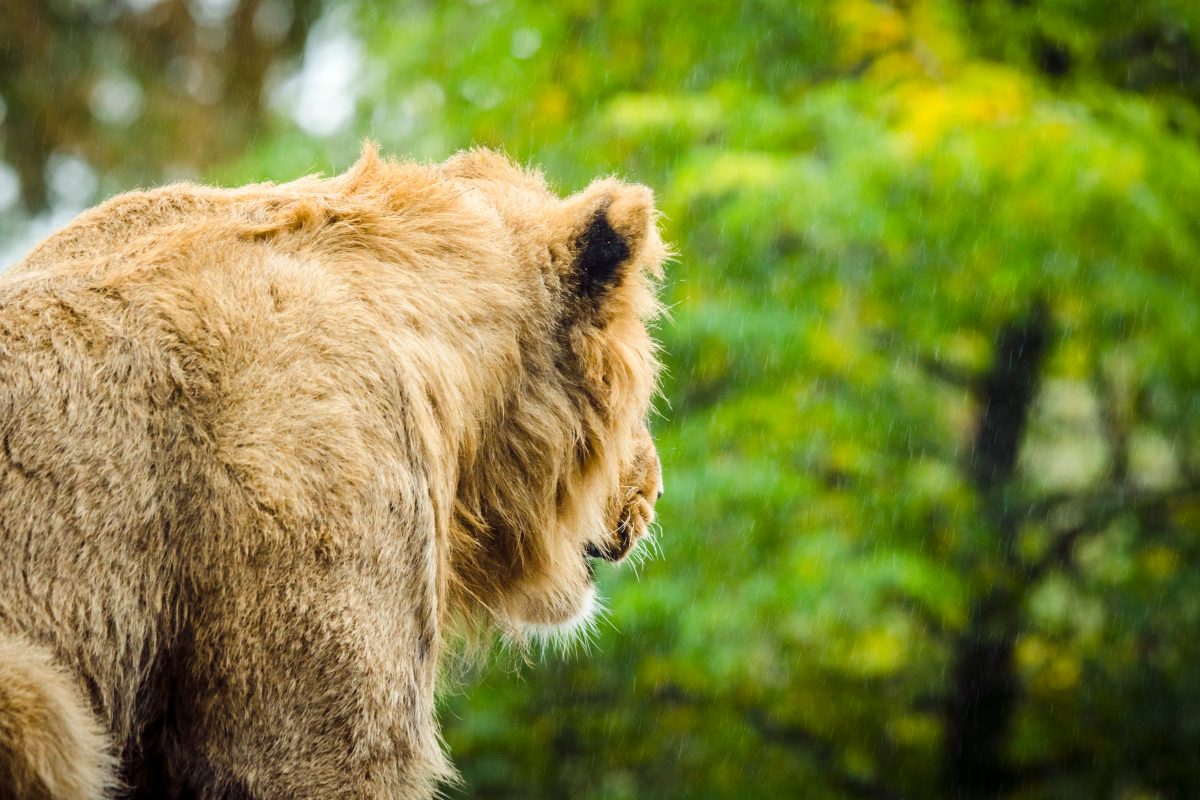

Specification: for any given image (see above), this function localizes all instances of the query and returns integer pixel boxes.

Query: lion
[0,144,666,799]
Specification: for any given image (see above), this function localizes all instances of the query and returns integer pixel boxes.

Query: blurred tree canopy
[0,0,319,210]
[4,1,1200,797]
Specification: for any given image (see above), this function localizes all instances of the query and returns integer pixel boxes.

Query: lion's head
[440,150,667,639]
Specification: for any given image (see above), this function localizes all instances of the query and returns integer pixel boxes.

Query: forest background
[3,1,1200,796]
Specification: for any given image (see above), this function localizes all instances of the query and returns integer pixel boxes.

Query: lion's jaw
[504,436,663,633]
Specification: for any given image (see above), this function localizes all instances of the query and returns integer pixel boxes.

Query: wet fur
[0,145,666,798]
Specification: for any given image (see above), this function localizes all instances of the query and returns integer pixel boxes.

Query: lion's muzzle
[589,447,662,563]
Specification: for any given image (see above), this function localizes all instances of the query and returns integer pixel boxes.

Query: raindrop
[123,0,166,13]
[253,0,295,45]
[188,0,238,28]
[0,163,19,213]
[269,10,363,137]
[511,28,542,60]
[46,154,98,209]
[89,74,144,127]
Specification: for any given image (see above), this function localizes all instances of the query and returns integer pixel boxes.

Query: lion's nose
[656,487,664,501]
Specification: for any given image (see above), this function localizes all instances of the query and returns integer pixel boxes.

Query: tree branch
[1022,483,1200,580]
[869,329,983,392]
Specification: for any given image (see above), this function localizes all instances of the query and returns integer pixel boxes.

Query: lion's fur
[0,636,116,799]
[0,144,665,798]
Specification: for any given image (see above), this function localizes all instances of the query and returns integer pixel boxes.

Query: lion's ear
[560,180,655,301]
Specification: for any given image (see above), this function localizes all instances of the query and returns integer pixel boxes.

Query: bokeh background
[4,1,1200,797]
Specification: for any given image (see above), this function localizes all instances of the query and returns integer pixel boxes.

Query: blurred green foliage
[5,1,1200,797]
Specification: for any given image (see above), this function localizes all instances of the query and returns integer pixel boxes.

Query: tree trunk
[942,301,1050,797]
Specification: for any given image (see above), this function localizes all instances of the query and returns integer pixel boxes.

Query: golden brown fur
[0,144,666,798]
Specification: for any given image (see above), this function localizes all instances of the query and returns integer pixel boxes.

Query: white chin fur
[517,585,601,654]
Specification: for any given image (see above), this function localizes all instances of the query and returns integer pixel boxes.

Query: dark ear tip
[575,208,631,299]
